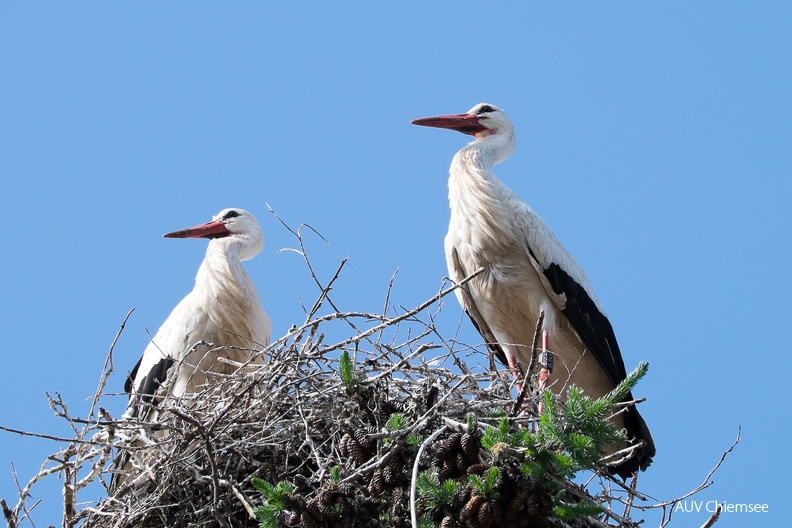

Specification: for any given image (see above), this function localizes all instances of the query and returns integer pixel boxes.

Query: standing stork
[123,207,272,419]
[113,208,272,491]
[411,103,654,477]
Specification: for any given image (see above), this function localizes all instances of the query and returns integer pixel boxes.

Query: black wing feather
[124,357,142,394]
[124,356,175,418]
[541,261,628,388]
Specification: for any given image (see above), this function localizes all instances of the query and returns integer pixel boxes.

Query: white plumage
[123,207,271,419]
[412,103,654,476]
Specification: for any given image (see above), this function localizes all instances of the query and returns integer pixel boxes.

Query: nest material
[94,302,526,527]
[1,223,738,528]
[1,271,645,528]
[16,287,628,528]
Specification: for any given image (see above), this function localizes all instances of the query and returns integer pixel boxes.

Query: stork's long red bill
[163,220,230,239]
[410,113,486,135]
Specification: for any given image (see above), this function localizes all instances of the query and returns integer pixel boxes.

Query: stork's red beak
[164,220,230,239]
[410,113,485,136]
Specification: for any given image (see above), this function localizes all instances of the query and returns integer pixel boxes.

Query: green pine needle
[406,432,423,452]
[252,479,294,528]
[338,350,355,388]
[416,471,458,510]
[604,361,649,406]
[554,501,605,520]
[251,477,275,497]
[330,466,341,485]
[468,467,501,499]
[388,413,406,431]
[417,514,437,528]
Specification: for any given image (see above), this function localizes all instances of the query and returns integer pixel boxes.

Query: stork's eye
[223,210,240,220]
[477,105,495,114]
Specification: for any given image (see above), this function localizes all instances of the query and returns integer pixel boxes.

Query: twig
[1,499,17,528]
[87,309,134,421]
[646,426,741,527]
[699,505,721,528]
[511,310,544,416]
[0,425,107,445]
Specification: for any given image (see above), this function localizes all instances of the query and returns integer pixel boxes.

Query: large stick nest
[1,221,737,528]
[85,267,548,528]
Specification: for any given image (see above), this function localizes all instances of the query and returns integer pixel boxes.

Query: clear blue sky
[1,3,790,526]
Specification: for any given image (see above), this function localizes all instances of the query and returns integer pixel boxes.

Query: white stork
[411,103,654,477]
[113,208,271,490]
[123,207,272,419]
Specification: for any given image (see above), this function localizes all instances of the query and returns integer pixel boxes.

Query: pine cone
[476,500,495,527]
[455,452,470,474]
[390,486,408,516]
[460,494,485,523]
[349,435,371,465]
[516,515,534,528]
[390,443,406,466]
[467,463,488,476]
[479,500,503,525]
[382,465,396,485]
[526,489,553,518]
[340,513,354,528]
[434,438,456,460]
[440,515,456,528]
[537,489,553,514]
[319,489,333,506]
[439,458,457,480]
[460,433,480,460]
[505,487,530,519]
[340,433,352,457]
[306,498,329,522]
[338,482,355,496]
[286,511,301,526]
[424,384,440,409]
[367,470,385,496]
[354,429,376,452]
[300,511,319,528]
[361,496,379,513]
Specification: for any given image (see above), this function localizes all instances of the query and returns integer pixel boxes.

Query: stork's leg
[507,354,523,394]
[537,329,550,414]
[538,330,550,388]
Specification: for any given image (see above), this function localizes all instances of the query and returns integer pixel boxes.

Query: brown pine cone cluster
[283,481,382,528]
[367,444,408,497]
[377,397,411,420]
[426,430,554,528]
[453,469,553,528]
[349,382,412,429]
[340,430,377,465]
[387,486,410,526]
[505,487,554,526]
[433,432,482,479]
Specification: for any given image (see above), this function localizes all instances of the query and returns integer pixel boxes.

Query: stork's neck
[193,240,264,342]
[460,129,515,168]
[199,241,249,284]
[448,135,517,227]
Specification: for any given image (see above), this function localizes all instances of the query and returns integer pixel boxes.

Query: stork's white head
[164,208,264,261]
[411,103,515,165]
